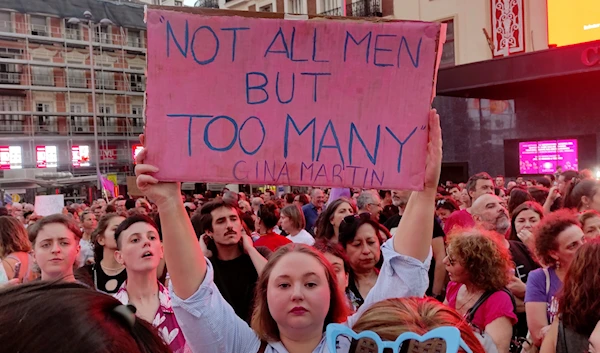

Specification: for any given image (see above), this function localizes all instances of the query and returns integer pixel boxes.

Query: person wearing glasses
[356,190,383,222]
[443,229,517,353]
[134,110,448,353]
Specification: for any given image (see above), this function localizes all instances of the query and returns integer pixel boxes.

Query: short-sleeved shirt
[253,232,292,252]
[286,229,315,245]
[114,281,189,353]
[524,267,562,323]
[446,281,518,332]
[443,209,475,234]
[302,203,320,233]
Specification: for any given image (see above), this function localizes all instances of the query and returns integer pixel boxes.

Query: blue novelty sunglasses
[326,324,474,353]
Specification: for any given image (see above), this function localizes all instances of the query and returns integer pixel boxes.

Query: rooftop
[0,0,145,28]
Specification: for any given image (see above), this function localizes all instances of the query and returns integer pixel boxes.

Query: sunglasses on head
[326,324,473,353]
[342,213,371,224]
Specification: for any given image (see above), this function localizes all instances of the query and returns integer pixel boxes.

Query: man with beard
[193,200,269,323]
[444,172,495,234]
[384,190,447,300]
[471,194,540,340]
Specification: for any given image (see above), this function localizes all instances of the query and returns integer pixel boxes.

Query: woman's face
[552,225,586,269]
[330,202,354,230]
[583,216,600,240]
[442,246,469,284]
[98,216,125,251]
[33,223,81,281]
[82,213,97,231]
[267,252,331,336]
[280,214,296,234]
[115,222,163,273]
[514,209,541,233]
[323,252,349,294]
[459,189,470,205]
[588,187,600,213]
[345,224,381,273]
[436,208,453,222]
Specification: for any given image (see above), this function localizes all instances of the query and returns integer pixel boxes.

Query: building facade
[0,0,147,197]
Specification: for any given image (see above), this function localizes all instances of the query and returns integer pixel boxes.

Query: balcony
[0,71,21,84]
[320,0,382,17]
[0,122,25,134]
[34,123,59,134]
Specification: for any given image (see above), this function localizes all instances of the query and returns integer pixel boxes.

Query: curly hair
[534,209,580,267]
[447,228,512,292]
[558,239,600,337]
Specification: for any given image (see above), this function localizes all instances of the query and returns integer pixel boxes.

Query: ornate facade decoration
[491,0,524,57]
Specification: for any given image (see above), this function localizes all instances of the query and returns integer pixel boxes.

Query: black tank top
[93,265,127,294]
[557,320,588,353]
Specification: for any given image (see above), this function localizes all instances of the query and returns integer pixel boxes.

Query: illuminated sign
[132,144,143,164]
[519,139,578,175]
[36,146,58,168]
[548,0,600,46]
[72,145,90,167]
[0,146,22,169]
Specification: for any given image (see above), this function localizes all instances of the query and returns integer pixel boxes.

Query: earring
[556,260,561,269]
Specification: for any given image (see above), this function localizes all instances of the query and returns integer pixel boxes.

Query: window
[320,0,341,15]
[0,97,24,133]
[70,103,86,114]
[440,19,455,67]
[30,15,47,36]
[0,12,11,32]
[175,1,183,5]
[95,71,115,90]
[31,66,54,86]
[67,68,87,88]
[98,104,114,115]
[132,105,143,116]
[260,4,273,11]
[36,102,57,132]
[0,57,19,84]
[65,20,81,40]
[130,73,145,91]
[95,25,111,44]
[289,0,306,14]
[127,29,141,47]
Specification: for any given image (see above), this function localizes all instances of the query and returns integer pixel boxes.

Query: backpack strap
[257,340,268,353]
[542,268,550,295]
[465,290,494,324]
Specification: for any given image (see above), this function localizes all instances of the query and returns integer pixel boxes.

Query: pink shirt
[114,281,189,353]
[446,281,517,332]
[443,209,475,235]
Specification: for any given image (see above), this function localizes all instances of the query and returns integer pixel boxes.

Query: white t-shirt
[286,229,315,245]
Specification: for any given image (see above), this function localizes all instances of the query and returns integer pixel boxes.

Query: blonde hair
[352,297,485,353]
[251,243,349,341]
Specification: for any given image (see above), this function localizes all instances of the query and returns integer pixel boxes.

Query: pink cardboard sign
[145,9,443,190]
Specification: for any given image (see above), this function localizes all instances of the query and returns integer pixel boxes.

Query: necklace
[456,289,481,313]
[100,262,125,272]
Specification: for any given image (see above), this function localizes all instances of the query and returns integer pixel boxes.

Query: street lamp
[68,13,114,195]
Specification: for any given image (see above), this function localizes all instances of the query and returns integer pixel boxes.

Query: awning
[437,40,600,99]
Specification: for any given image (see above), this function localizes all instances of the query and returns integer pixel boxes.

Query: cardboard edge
[431,23,447,103]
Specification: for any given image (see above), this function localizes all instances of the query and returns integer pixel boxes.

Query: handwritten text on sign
[145,9,442,189]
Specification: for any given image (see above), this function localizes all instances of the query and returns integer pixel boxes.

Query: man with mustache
[192,200,269,324]
[471,194,540,340]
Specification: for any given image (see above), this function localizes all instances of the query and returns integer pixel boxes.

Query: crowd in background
[1,162,600,353]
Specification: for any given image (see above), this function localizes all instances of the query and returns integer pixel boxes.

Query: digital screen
[72,145,90,167]
[132,144,143,164]
[519,139,578,174]
[36,146,58,168]
[548,0,600,46]
[0,146,22,169]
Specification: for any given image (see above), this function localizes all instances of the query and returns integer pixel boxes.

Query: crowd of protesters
[1,112,600,353]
